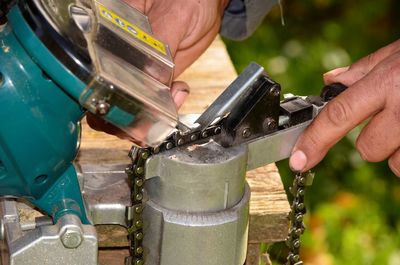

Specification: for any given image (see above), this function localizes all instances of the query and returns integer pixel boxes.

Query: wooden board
[78,36,290,265]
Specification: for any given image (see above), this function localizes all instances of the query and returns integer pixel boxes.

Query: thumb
[171,80,190,109]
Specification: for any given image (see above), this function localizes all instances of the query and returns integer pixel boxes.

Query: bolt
[135,193,143,201]
[135,220,143,228]
[96,100,110,115]
[270,86,280,97]
[141,152,149,160]
[135,179,144,187]
[190,134,197,141]
[136,247,144,255]
[177,138,184,146]
[135,260,144,265]
[136,167,144,175]
[61,227,83,249]
[135,232,143,240]
[263,117,277,131]
[214,127,221,134]
[201,131,208,138]
[165,142,173,150]
[135,205,143,213]
[242,128,251,138]
[153,146,160,154]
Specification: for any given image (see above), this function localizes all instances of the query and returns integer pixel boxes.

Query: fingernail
[289,150,308,172]
[323,66,350,77]
[173,89,189,108]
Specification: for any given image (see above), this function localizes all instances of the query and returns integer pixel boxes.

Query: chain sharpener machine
[0,1,346,264]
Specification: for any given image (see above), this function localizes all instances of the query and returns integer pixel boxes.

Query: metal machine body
[144,143,250,265]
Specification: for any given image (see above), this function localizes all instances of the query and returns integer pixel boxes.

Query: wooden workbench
[78,36,290,265]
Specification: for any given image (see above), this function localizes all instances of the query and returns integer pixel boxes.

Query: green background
[224,0,400,264]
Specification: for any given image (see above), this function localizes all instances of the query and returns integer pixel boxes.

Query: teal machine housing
[0,6,90,223]
[0,0,178,226]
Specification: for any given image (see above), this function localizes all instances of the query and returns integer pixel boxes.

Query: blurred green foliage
[223,0,400,264]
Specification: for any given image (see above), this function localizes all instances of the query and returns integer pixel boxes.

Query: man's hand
[289,39,400,176]
[87,0,228,141]
[126,0,228,103]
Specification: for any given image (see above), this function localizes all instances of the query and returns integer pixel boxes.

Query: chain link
[285,171,314,265]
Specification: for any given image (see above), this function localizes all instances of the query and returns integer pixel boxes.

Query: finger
[86,113,136,141]
[355,107,400,162]
[290,65,387,172]
[170,80,190,109]
[324,39,400,86]
[389,149,400,177]
[323,66,349,84]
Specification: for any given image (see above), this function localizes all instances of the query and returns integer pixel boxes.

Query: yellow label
[98,4,167,55]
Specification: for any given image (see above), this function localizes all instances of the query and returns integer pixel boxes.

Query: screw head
[177,138,184,146]
[190,134,197,141]
[263,118,277,131]
[135,220,143,228]
[242,128,251,138]
[165,142,174,150]
[135,167,144,175]
[135,260,144,265]
[141,152,149,160]
[135,193,143,201]
[135,205,143,213]
[61,227,83,249]
[135,232,144,240]
[270,86,280,97]
[96,100,110,115]
[136,247,144,255]
[135,179,144,187]
[153,146,160,154]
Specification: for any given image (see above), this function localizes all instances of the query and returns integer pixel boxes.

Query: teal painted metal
[0,8,90,224]
[8,7,87,101]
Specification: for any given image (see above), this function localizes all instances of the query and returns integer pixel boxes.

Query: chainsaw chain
[285,171,314,265]
[124,125,222,265]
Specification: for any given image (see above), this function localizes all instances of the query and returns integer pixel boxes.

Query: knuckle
[325,99,352,127]
[356,139,377,162]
